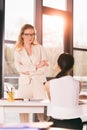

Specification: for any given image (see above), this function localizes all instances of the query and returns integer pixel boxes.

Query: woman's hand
[36,60,49,69]
[19,62,30,75]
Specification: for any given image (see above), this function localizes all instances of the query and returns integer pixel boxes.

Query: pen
[11,87,13,92]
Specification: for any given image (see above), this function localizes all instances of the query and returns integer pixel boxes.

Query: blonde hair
[15,24,38,51]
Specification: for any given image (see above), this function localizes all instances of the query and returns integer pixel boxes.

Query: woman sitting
[45,53,83,130]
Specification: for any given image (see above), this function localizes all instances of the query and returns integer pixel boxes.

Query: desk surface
[0,97,87,105]
[0,99,50,106]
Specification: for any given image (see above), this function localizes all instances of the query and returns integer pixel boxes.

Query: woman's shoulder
[14,47,25,55]
[50,76,79,83]
[49,78,58,84]
[65,76,80,85]
[64,75,79,81]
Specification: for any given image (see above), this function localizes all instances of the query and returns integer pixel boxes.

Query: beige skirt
[17,74,48,99]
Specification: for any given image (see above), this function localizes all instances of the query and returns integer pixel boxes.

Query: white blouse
[47,76,82,119]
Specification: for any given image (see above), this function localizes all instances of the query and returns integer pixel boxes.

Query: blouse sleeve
[36,45,49,74]
[14,50,36,74]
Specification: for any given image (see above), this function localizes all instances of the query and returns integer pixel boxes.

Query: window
[41,0,71,77]
[73,0,87,91]
[73,0,87,49]
[5,0,86,92]
[5,0,35,40]
[43,0,66,10]
[43,14,64,77]
[4,0,35,89]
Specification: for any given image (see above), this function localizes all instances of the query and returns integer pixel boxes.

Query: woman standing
[14,24,49,122]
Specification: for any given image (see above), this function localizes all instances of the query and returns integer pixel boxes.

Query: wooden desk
[0,99,49,123]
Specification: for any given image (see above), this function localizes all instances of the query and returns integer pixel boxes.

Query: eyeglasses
[23,33,35,37]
